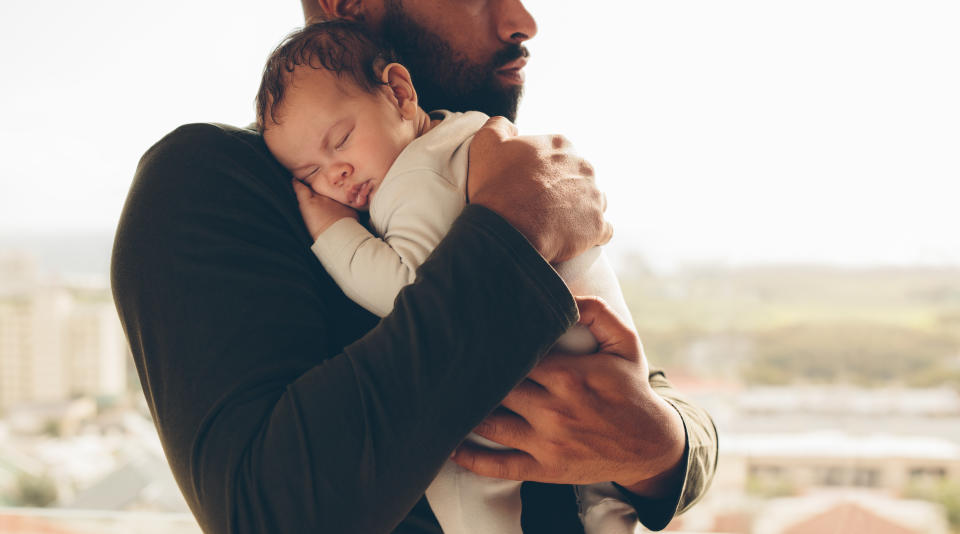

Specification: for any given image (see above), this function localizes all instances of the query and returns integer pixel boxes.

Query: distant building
[722,431,960,495]
[736,386,960,417]
[0,252,127,411]
[62,288,127,402]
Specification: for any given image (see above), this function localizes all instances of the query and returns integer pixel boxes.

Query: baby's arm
[309,170,463,318]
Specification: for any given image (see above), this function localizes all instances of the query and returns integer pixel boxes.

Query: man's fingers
[472,408,533,450]
[574,296,640,361]
[551,134,574,151]
[578,159,595,181]
[526,351,593,395]
[499,379,549,416]
[450,442,539,482]
[597,220,614,247]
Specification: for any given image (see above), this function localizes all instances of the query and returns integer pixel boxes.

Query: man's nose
[327,162,353,186]
[496,0,537,44]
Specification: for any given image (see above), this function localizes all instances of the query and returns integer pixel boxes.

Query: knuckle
[543,405,576,430]
[580,295,604,313]
[497,459,513,480]
[474,419,492,436]
[544,437,570,459]
[459,449,477,470]
[589,295,609,310]
[596,211,607,231]
[579,161,595,177]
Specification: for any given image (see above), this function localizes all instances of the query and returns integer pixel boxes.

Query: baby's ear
[381,63,419,119]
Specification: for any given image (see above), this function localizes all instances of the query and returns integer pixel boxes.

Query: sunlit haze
[1,0,957,270]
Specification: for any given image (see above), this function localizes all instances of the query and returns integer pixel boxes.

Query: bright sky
[1,0,958,269]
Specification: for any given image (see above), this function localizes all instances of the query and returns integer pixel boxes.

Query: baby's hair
[256,21,399,130]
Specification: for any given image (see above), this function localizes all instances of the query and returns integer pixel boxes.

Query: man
[111,0,717,532]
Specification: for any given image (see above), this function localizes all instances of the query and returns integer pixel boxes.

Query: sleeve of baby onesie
[311,170,463,318]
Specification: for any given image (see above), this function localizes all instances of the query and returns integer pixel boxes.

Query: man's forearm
[616,369,719,530]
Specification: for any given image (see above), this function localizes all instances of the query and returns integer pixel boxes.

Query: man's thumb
[574,296,641,362]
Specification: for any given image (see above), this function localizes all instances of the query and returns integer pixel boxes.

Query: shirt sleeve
[614,369,719,531]
[111,123,578,534]
[310,170,464,318]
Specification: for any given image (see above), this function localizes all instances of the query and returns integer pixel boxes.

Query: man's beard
[380,0,527,122]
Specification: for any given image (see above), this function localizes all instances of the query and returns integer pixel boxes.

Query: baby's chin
[346,196,372,212]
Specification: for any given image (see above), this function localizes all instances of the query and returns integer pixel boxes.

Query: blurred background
[1,0,958,532]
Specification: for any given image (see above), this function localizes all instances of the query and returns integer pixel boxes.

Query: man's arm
[112,120,605,533]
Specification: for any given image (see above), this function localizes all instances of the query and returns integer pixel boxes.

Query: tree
[905,478,960,533]
[10,472,58,507]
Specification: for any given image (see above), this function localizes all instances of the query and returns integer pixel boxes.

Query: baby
[258,21,639,534]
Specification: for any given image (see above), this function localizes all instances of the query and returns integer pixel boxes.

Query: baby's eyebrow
[320,118,349,150]
[288,117,347,178]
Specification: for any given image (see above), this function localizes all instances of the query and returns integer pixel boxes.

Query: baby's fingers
[292,178,314,204]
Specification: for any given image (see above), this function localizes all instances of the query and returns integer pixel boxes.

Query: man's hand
[467,117,613,263]
[450,297,687,498]
[293,179,359,240]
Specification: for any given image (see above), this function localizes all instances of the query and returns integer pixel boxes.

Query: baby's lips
[354,180,374,207]
[346,182,361,205]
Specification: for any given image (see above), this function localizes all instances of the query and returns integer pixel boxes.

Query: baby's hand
[293,179,359,240]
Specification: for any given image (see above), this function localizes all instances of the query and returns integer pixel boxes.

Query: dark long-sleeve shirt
[111,122,717,533]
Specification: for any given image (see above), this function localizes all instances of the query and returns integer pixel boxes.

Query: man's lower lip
[496,69,525,85]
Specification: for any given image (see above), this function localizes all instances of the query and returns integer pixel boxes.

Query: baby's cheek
[309,183,338,203]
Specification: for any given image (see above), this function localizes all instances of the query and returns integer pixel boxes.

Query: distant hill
[617,264,960,388]
[0,233,114,277]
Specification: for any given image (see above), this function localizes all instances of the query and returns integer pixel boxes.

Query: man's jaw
[378,3,528,121]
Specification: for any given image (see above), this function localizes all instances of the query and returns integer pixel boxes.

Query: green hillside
[617,265,960,387]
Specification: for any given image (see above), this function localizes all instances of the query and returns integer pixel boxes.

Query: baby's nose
[329,163,353,186]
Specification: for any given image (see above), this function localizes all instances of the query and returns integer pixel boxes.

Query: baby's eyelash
[335,131,351,149]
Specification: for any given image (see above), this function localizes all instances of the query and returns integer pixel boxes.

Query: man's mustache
[493,45,529,69]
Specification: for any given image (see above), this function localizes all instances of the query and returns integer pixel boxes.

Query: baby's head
[257,22,428,210]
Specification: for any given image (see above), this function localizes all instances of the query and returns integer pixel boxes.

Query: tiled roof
[783,501,918,534]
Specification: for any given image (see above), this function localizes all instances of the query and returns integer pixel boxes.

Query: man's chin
[473,84,523,122]
[495,70,525,87]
